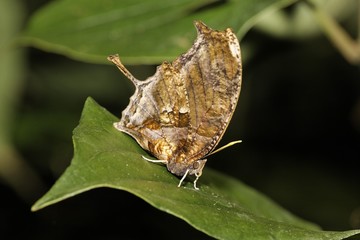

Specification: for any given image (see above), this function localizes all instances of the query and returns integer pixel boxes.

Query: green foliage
[21,0,297,64]
[32,98,360,240]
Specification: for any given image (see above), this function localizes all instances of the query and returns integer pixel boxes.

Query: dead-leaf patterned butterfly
[108,21,242,189]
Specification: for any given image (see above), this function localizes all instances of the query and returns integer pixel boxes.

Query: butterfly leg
[178,169,190,188]
[178,169,201,190]
[142,156,167,164]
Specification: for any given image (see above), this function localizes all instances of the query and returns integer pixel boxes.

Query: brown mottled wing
[171,21,242,163]
[112,58,190,162]
[110,21,241,169]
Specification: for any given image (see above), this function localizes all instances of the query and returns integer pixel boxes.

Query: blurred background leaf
[20,0,298,64]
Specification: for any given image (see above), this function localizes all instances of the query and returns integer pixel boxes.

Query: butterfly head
[167,159,207,177]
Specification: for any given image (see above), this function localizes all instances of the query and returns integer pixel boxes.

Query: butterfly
[108,21,242,189]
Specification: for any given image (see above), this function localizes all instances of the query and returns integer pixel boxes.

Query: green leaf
[20,0,298,64]
[32,97,360,240]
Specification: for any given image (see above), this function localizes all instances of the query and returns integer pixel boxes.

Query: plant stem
[307,0,360,65]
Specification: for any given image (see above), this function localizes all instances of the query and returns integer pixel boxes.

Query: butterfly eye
[193,161,200,169]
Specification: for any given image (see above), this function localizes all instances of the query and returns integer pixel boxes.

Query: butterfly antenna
[207,140,242,156]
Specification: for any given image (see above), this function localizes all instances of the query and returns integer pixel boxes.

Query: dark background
[1,0,359,239]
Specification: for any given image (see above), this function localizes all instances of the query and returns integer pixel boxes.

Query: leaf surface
[32,98,360,240]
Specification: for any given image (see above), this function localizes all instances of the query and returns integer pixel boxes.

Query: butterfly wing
[110,21,242,179]
[170,21,242,165]
[112,58,191,162]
